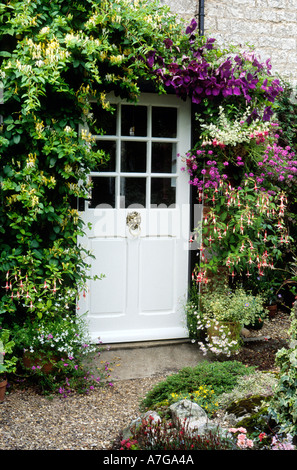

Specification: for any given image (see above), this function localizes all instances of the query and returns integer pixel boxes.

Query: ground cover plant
[140,360,256,411]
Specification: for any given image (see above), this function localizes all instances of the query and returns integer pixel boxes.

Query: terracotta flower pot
[0,378,7,402]
[264,304,278,319]
[22,352,56,374]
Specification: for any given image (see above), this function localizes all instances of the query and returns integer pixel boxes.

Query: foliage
[147,17,281,120]
[200,286,265,326]
[268,302,297,438]
[140,360,256,411]
[217,371,278,409]
[127,414,234,451]
[185,284,265,356]
[187,133,293,285]
[148,17,295,303]
[0,327,17,376]
[0,0,186,326]
[12,308,111,395]
[23,355,110,397]
[0,0,189,389]
[14,311,95,361]
[184,282,204,341]
[274,79,297,149]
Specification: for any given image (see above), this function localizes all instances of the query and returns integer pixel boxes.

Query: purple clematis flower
[163,38,173,49]
[263,106,273,121]
[205,76,221,96]
[222,78,242,97]
[186,18,197,35]
[146,50,156,68]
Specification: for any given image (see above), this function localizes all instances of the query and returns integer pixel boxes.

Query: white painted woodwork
[78,93,191,343]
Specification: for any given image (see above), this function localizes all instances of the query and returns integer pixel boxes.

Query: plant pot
[206,320,242,354]
[264,304,278,319]
[22,352,56,374]
[245,316,265,331]
[0,378,7,402]
[207,320,242,342]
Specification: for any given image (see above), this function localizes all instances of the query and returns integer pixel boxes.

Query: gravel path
[0,312,291,450]
[0,375,166,450]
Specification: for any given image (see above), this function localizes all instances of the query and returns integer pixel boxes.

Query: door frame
[78,92,193,343]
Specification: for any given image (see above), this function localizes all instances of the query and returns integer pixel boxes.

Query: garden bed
[231,310,291,371]
[0,311,291,450]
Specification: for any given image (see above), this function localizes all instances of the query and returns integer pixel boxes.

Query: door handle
[126,211,141,235]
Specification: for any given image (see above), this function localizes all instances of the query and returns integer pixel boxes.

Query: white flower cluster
[29,313,96,358]
[197,319,240,357]
[199,106,271,147]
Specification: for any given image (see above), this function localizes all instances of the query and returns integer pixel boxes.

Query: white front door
[78,93,191,343]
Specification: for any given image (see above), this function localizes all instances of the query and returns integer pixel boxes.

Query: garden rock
[170,399,228,438]
[122,400,231,444]
[169,399,208,426]
[226,395,271,418]
[121,410,161,441]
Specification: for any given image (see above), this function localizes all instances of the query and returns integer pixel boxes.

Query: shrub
[140,360,256,410]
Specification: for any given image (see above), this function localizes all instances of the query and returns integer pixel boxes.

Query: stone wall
[159,0,198,21]
[161,0,297,87]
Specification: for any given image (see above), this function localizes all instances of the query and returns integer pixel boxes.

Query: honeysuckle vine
[0,0,191,371]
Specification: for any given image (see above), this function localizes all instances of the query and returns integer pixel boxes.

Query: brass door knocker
[126,211,141,236]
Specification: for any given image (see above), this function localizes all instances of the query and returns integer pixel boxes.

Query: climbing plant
[145,17,294,302]
[0,0,188,329]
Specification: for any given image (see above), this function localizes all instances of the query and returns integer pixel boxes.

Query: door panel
[89,239,127,315]
[78,93,191,343]
[139,238,175,313]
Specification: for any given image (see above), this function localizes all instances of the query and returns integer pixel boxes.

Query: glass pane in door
[151,142,177,173]
[121,141,147,173]
[121,105,147,136]
[95,140,116,172]
[89,176,116,208]
[120,177,146,208]
[89,103,117,135]
[152,107,177,138]
[151,177,176,207]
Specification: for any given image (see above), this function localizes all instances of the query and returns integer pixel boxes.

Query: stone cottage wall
[161,0,297,87]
